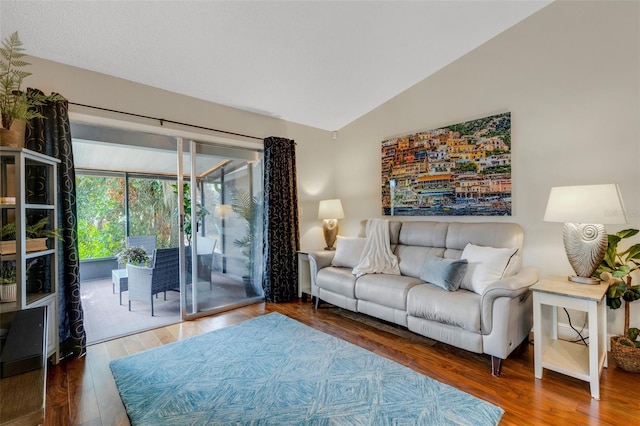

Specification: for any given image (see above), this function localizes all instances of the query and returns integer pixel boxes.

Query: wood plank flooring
[45,300,639,425]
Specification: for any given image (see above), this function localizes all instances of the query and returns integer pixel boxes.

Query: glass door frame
[177,138,265,321]
[177,138,200,319]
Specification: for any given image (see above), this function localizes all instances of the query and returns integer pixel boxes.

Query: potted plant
[116,245,149,266]
[0,259,36,302]
[172,183,209,245]
[0,261,17,302]
[231,188,261,297]
[0,31,65,147]
[596,228,640,372]
[0,217,62,254]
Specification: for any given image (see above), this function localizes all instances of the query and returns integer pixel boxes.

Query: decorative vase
[0,282,17,302]
[0,119,26,148]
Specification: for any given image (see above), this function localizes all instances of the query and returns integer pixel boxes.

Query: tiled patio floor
[81,273,249,344]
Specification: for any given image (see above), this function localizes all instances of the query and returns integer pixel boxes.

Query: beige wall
[332,0,639,334]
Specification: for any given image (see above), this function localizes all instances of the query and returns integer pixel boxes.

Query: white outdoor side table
[531,277,608,400]
[112,268,128,305]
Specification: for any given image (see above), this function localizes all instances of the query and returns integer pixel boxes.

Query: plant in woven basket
[596,229,640,372]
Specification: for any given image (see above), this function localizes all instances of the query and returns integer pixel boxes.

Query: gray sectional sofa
[308,220,538,376]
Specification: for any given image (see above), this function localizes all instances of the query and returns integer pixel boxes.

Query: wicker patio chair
[126,247,179,316]
[126,235,157,255]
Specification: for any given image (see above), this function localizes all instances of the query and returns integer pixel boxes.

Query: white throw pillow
[331,236,367,268]
[460,243,518,294]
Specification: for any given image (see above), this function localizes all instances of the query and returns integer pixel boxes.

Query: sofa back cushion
[443,222,524,259]
[396,246,446,278]
[358,219,402,251]
[394,222,449,278]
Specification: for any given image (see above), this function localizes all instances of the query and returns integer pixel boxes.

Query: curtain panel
[262,136,300,302]
[26,90,86,358]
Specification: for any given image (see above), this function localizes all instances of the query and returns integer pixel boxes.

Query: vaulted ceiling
[1,1,552,131]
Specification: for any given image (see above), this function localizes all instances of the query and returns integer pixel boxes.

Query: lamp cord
[564,308,589,346]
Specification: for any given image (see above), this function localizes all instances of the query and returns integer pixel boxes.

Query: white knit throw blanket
[352,218,400,277]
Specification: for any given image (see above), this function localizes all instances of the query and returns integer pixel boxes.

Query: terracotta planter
[0,119,26,148]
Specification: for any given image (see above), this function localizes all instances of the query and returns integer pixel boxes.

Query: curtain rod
[68,102,264,141]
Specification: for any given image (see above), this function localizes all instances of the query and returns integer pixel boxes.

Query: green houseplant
[1,259,36,302]
[1,217,62,254]
[172,183,209,245]
[116,246,149,266]
[0,261,17,302]
[0,31,65,146]
[596,229,640,372]
[1,217,62,240]
[231,188,261,297]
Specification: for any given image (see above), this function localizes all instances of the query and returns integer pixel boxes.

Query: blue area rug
[110,313,504,425]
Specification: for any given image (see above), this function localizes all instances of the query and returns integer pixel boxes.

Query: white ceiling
[0,0,551,131]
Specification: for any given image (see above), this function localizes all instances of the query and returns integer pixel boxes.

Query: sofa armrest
[480,266,539,334]
[308,250,335,270]
[308,251,336,296]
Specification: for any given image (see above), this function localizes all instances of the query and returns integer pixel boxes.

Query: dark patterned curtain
[25,90,86,358]
[262,137,300,302]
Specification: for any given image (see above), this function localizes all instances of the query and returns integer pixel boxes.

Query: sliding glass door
[178,139,264,320]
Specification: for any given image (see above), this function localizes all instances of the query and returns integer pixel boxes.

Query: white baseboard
[555,322,614,351]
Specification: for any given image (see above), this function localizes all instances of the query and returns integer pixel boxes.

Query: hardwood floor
[45,300,639,425]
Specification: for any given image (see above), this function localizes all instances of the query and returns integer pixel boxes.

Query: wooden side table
[531,277,608,400]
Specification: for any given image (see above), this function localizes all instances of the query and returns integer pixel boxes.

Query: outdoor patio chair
[126,235,157,255]
[126,247,179,316]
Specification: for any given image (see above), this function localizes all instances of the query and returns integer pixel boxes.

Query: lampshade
[318,199,345,220]
[544,183,627,284]
[214,204,233,218]
[544,184,627,225]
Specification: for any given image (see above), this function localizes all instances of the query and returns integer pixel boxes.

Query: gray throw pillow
[419,255,468,291]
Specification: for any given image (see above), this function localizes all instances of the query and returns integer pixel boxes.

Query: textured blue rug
[110,313,504,425]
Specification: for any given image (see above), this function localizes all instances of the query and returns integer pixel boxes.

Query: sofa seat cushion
[407,284,481,333]
[355,274,423,311]
[316,266,358,298]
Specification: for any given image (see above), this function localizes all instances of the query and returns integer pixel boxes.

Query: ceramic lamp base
[322,219,339,250]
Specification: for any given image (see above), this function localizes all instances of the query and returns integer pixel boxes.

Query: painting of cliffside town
[381,112,511,216]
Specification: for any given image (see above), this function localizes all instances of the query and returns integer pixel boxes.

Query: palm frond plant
[231,188,261,297]
[0,31,65,130]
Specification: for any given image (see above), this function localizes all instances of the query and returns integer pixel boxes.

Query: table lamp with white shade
[318,199,345,250]
[543,183,627,284]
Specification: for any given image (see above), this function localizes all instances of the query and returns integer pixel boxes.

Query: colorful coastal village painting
[381,112,511,216]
